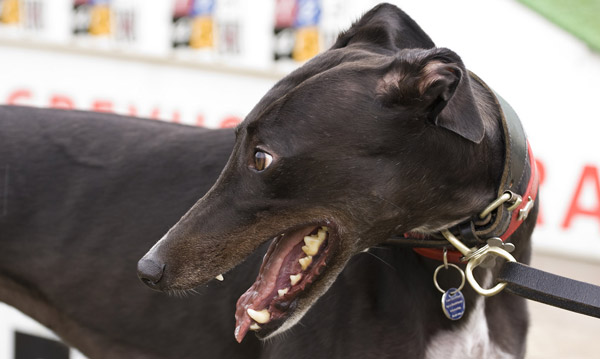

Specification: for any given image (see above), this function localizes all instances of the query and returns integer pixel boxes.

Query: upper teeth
[302,227,328,256]
[215,274,224,281]
[247,308,271,324]
[299,256,312,270]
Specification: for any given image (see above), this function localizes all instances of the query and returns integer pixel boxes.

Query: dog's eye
[254,151,273,171]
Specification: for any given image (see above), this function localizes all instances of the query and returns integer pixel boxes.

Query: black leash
[498,261,600,318]
[389,235,600,318]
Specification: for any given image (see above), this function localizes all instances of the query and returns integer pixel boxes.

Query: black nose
[137,258,166,289]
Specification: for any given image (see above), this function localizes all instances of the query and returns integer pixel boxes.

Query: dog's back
[0,105,264,358]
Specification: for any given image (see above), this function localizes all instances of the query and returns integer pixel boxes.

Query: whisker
[372,193,403,211]
[369,245,391,250]
[364,251,396,271]
[167,288,199,298]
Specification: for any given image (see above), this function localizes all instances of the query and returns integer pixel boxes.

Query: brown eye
[254,151,273,171]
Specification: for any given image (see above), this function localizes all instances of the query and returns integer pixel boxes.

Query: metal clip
[518,196,534,221]
[465,246,516,297]
[478,191,523,219]
[506,191,523,211]
[441,230,516,297]
[433,250,466,294]
[443,248,449,269]
[440,229,475,257]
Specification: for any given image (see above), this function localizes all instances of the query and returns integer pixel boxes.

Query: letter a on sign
[562,165,600,230]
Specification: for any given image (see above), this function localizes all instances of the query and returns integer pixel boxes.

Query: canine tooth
[290,273,302,286]
[250,323,261,331]
[215,274,224,281]
[278,288,289,297]
[247,308,271,324]
[299,256,313,270]
[317,228,327,241]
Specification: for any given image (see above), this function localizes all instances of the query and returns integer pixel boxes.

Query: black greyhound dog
[139,3,537,359]
[0,4,536,358]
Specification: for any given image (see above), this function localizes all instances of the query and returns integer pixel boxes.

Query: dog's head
[138,4,500,342]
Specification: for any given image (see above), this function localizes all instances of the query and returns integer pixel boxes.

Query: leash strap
[498,261,600,318]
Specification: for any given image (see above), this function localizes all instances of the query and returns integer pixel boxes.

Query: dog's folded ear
[378,48,485,144]
[332,3,435,52]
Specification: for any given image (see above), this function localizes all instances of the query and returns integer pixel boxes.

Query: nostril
[137,258,166,287]
[141,277,159,288]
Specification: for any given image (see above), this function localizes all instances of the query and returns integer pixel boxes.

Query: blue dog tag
[441,288,465,320]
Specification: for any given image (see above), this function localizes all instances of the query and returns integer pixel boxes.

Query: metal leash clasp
[441,229,516,297]
[465,245,516,296]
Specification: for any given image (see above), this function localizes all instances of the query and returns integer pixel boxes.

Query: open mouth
[234,223,337,342]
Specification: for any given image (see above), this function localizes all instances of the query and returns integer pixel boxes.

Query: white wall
[0,303,86,359]
[0,0,599,357]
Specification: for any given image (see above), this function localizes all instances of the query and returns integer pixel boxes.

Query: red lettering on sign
[149,108,161,120]
[562,165,600,230]
[195,114,205,127]
[128,105,137,117]
[6,89,32,105]
[172,111,181,123]
[148,108,182,123]
[220,116,241,128]
[92,100,114,113]
[535,159,545,225]
[49,95,75,109]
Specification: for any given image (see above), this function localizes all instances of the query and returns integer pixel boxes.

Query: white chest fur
[425,289,514,358]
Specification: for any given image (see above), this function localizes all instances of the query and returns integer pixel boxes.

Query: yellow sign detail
[1,0,20,24]
[190,16,214,49]
[89,5,111,36]
[293,27,320,62]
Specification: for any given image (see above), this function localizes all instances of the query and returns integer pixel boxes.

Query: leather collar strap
[410,73,538,263]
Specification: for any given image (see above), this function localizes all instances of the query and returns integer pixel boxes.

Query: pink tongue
[234,228,309,343]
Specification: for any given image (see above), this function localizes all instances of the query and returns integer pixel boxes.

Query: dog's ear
[378,48,485,144]
[331,3,435,52]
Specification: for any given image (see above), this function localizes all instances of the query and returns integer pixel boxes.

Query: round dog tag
[441,288,465,320]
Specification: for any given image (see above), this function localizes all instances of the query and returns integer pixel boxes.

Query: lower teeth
[290,273,302,286]
[247,308,271,324]
[246,226,330,332]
